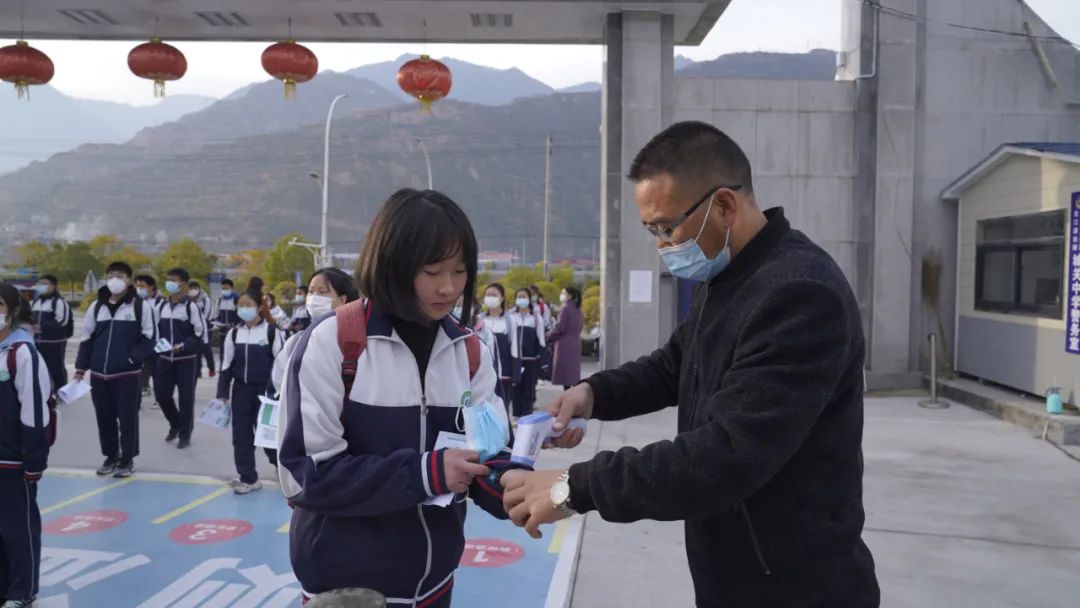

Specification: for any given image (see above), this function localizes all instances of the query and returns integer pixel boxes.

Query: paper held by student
[57,379,91,404]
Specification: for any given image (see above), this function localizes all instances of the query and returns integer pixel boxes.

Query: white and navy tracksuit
[140,294,165,395]
[0,328,51,604]
[288,304,311,335]
[192,294,216,373]
[277,307,526,606]
[31,293,70,391]
[76,287,156,463]
[217,321,283,484]
[154,298,205,441]
[509,309,545,417]
[215,292,240,361]
[478,312,519,405]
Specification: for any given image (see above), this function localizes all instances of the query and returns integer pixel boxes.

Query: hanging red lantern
[397,55,452,113]
[127,38,187,98]
[0,40,54,99]
[261,40,317,98]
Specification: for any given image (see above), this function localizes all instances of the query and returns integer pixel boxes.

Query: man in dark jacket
[502,122,879,607]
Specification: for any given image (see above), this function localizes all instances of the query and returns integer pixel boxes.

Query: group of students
[1,187,589,607]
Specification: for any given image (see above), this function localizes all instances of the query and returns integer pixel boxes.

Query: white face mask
[221,289,233,297]
[295,295,305,304]
[559,293,569,304]
[306,294,334,318]
[484,295,502,310]
[0,313,6,327]
[188,289,200,299]
[515,297,530,309]
[136,287,148,299]
[107,277,127,295]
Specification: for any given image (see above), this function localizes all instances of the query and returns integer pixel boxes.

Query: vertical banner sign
[1067,192,1080,355]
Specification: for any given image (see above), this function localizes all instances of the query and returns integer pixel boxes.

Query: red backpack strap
[465,334,481,379]
[6,344,18,382]
[336,299,371,409]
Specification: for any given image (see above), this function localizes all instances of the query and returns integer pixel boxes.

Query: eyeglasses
[642,184,742,243]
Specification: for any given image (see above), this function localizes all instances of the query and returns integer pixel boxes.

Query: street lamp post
[416,138,433,189]
[319,94,349,268]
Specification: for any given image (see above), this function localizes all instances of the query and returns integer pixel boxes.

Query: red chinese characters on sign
[459,538,524,568]
[44,510,128,536]
[169,519,253,545]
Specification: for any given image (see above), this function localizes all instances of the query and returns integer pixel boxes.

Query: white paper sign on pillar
[629,270,653,303]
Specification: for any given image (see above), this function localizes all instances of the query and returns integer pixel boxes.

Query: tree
[263,233,315,286]
[153,239,216,281]
[501,266,545,292]
[15,240,51,271]
[236,249,268,287]
[536,281,560,304]
[90,234,151,272]
[549,264,574,288]
[582,295,601,329]
[42,242,100,297]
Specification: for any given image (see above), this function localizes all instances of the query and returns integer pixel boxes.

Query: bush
[584,285,600,301]
[536,281,561,305]
[582,295,600,329]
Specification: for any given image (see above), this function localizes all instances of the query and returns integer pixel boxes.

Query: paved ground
[46,336,1080,607]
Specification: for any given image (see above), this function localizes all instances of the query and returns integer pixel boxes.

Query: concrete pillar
[601,12,675,369]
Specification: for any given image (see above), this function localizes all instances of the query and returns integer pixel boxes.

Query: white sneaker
[233,480,263,495]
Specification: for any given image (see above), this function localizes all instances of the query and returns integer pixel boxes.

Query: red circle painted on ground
[169,519,253,545]
[460,538,525,568]
[44,509,128,536]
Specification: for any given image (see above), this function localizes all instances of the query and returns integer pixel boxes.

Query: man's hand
[172,344,184,352]
[503,469,570,539]
[442,449,491,495]
[32,324,41,334]
[73,370,85,382]
[543,383,593,449]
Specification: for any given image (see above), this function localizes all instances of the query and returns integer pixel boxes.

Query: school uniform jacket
[0,328,52,477]
[216,293,239,328]
[155,298,206,364]
[509,310,546,360]
[478,313,519,382]
[31,293,70,344]
[192,294,213,344]
[290,305,312,332]
[76,286,156,380]
[217,321,283,397]
[277,308,523,603]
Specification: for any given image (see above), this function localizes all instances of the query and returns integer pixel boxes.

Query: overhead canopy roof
[941,143,1080,201]
[0,1,731,45]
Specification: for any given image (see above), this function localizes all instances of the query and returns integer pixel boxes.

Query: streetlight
[415,138,433,189]
[319,94,348,267]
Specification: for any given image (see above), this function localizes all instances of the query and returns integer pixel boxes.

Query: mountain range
[0,50,837,261]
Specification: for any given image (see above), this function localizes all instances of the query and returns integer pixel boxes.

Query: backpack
[60,297,75,339]
[8,343,59,447]
[336,300,481,413]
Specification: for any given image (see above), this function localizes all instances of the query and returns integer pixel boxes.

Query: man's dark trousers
[155,358,198,441]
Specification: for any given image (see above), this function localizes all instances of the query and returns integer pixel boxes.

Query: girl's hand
[442,449,491,494]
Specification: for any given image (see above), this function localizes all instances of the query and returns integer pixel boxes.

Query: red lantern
[261,40,317,98]
[0,40,54,99]
[128,38,187,98]
[397,55,452,113]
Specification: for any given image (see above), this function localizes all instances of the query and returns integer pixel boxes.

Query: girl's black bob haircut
[356,188,478,326]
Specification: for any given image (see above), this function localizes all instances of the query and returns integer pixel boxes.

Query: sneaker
[113,461,134,478]
[141,387,151,397]
[2,598,37,608]
[177,437,191,449]
[165,428,179,442]
[233,480,263,495]
[227,477,242,487]
[150,402,161,410]
[95,458,118,476]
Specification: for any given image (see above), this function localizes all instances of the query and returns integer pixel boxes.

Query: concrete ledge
[867,370,923,391]
[927,376,1080,446]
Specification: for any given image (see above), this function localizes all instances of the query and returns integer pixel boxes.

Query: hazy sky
[2,0,1078,105]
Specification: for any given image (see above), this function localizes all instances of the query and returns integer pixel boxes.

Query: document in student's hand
[422,431,468,508]
[57,379,91,404]
[154,338,174,354]
[197,399,231,430]
[254,396,279,449]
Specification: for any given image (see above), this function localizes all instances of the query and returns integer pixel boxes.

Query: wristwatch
[549,470,575,517]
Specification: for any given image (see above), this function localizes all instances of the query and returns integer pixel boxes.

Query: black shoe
[177,437,191,449]
[96,458,118,476]
[165,428,179,442]
[113,461,134,478]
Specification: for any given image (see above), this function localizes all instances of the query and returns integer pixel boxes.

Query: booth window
[975,210,1065,318]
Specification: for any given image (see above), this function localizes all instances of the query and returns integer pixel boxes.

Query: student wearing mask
[154,268,206,450]
[477,283,519,404]
[509,288,545,419]
[188,280,216,378]
[134,274,163,400]
[277,188,527,605]
[288,285,312,335]
[215,278,240,363]
[264,293,289,330]
[529,284,553,331]
[29,274,70,393]
[271,268,359,396]
[217,290,284,495]
[0,283,53,608]
[75,262,156,478]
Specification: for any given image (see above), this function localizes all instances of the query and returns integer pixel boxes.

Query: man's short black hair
[628,121,754,195]
[221,278,234,288]
[134,274,156,289]
[166,267,190,283]
[357,188,478,325]
[296,285,308,295]
[189,280,202,289]
[40,274,58,286]
[106,261,133,277]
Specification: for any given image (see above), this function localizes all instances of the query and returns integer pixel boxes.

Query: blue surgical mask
[462,401,508,462]
[164,281,180,295]
[34,284,48,296]
[237,307,258,322]
[515,298,530,309]
[658,197,732,282]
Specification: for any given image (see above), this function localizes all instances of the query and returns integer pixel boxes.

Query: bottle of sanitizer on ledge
[1046,378,1063,415]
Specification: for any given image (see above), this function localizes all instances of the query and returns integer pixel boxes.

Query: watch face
[550,480,571,505]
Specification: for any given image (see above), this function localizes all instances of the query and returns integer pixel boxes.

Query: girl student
[276,189,528,606]
[0,283,53,608]
[508,287,545,419]
[477,283,520,405]
[271,267,360,397]
[216,289,284,495]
